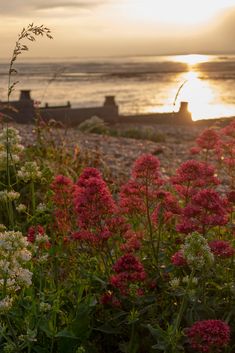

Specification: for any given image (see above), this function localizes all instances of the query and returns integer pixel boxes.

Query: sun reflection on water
[154,54,235,121]
[175,70,235,120]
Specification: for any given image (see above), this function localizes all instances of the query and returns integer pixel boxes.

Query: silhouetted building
[0,90,192,125]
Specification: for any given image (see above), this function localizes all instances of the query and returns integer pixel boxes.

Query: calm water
[0,54,235,120]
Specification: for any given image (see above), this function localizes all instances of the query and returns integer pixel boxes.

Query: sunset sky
[1,0,235,58]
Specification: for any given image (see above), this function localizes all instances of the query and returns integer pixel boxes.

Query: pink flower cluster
[110,254,146,295]
[27,225,50,250]
[172,160,219,201]
[177,189,228,235]
[131,153,161,181]
[152,190,181,225]
[196,128,220,151]
[193,122,235,188]
[120,230,143,253]
[209,240,234,258]
[100,291,121,308]
[171,250,187,267]
[120,154,162,215]
[186,319,230,352]
[73,168,116,245]
[27,225,45,243]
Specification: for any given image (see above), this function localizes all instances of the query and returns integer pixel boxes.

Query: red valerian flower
[100,291,121,307]
[186,319,230,353]
[218,121,235,187]
[110,254,146,295]
[120,230,143,253]
[76,167,101,187]
[172,160,220,201]
[209,240,234,258]
[227,190,235,203]
[131,153,160,181]
[119,154,163,217]
[177,189,229,234]
[74,168,116,228]
[171,250,187,266]
[152,191,181,225]
[74,168,117,245]
[190,146,202,155]
[27,225,50,249]
[196,128,220,151]
[27,225,45,243]
[119,180,146,216]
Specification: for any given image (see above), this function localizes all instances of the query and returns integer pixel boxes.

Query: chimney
[103,96,117,107]
[20,90,32,101]
[179,101,189,113]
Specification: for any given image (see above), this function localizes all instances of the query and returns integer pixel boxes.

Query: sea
[1,54,235,121]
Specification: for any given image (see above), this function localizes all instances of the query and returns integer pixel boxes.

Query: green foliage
[78,116,109,134]
[110,127,166,142]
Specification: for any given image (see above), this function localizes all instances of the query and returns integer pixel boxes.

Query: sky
[1,0,235,58]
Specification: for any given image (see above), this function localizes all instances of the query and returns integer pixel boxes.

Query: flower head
[209,240,234,258]
[110,254,146,295]
[75,168,116,229]
[131,154,160,181]
[183,232,214,270]
[172,160,220,200]
[171,250,187,267]
[17,161,42,183]
[186,320,230,352]
[177,189,229,234]
[196,128,220,151]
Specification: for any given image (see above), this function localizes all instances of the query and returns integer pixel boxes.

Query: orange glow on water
[171,54,210,66]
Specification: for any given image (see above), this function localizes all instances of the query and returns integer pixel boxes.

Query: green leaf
[55,329,79,339]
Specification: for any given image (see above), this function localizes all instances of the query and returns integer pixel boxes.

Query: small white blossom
[17,162,42,183]
[182,232,214,270]
[0,127,24,171]
[170,278,180,288]
[182,275,198,285]
[36,203,47,212]
[0,190,20,202]
[0,296,13,312]
[0,231,32,298]
[39,302,52,312]
[16,204,27,213]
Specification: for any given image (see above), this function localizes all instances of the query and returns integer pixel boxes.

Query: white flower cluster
[183,232,214,270]
[0,296,13,313]
[0,190,20,202]
[39,301,51,312]
[182,275,198,285]
[16,203,27,213]
[170,277,180,288]
[0,127,24,170]
[17,161,42,183]
[170,276,198,289]
[0,230,32,311]
[36,203,47,212]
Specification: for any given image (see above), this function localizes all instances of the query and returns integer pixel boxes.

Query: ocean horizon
[1,54,235,121]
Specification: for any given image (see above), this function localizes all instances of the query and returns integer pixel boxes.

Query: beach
[12,121,210,180]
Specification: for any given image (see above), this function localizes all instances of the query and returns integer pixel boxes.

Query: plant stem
[174,270,195,336]
[30,181,36,213]
[6,314,20,352]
